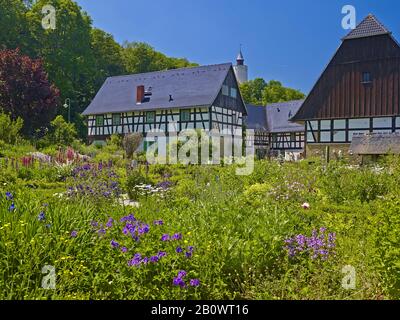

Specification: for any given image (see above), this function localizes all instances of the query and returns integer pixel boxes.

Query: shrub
[0,111,23,144]
[126,169,152,200]
[123,133,143,159]
[50,115,77,146]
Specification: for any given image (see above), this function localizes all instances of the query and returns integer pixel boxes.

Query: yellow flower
[187,231,192,236]
[184,240,188,244]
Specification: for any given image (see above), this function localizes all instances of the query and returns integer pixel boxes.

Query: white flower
[301,202,310,210]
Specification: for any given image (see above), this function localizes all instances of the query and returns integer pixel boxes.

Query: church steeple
[236,47,245,66]
[233,46,248,84]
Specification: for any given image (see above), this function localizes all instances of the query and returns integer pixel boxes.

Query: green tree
[51,115,77,145]
[26,0,96,127]
[90,28,126,88]
[239,78,267,105]
[0,111,23,144]
[0,0,31,54]
[240,78,305,105]
[262,80,305,104]
[122,42,197,74]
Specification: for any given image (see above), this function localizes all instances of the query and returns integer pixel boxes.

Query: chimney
[136,85,145,104]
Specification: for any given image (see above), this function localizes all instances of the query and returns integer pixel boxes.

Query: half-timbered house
[244,104,269,157]
[267,100,305,157]
[245,100,305,158]
[82,63,247,150]
[292,14,400,157]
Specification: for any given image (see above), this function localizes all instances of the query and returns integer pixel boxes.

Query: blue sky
[75,0,400,94]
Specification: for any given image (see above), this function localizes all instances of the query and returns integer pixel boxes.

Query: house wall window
[180,109,190,122]
[96,115,104,127]
[230,88,237,99]
[333,130,346,142]
[307,131,316,143]
[362,72,372,83]
[334,119,346,129]
[373,117,392,128]
[222,85,229,96]
[349,118,370,129]
[146,111,155,123]
[320,120,331,130]
[396,117,400,128]
[320,131,331,142]
[307,121,318,131]
[112,114,121,126]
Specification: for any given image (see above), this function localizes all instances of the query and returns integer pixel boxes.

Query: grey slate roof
[82,63,233,115]
[343,14,390,40]
[350,133,400,155]
[266,100,305,133]
[244,104,267,130]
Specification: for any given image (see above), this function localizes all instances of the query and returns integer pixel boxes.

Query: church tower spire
[233,45,248,84]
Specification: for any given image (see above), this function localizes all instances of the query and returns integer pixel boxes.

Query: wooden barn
[245,100,305,159]
[82,63,247,149]
[292,14,400,157]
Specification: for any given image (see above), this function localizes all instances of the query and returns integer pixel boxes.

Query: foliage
[0,49,60,135]
[0,111,24,144]
[122,42,198,74]
[0,157,399,300]
[240,78,305,105]
[123,133,143,159]
[50,115,78,146]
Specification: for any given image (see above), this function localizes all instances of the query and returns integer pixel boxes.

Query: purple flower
[161,234,170,241]
[320,227,327,233]
[106,218,114,228]
[190,279,200,287]
[153,219,164,226]
[90,220,99,228]
[5,192,13,200]
[111,239,119,248]
[97,228,106,236]
[121,246,128,253]
[128,253,142,267]
[150,256,159,263]
[158,251,167,258]
[38,211,46,221]
[120,214,136,222]
[8,203,15,212]
[45,224,51,229]
[188,246,194,252]
[172,233,182,240]
[173,277,186,287]
[70,230,78,238]
[185,251,193,259]
[138,224,150,235]
[177,270,187,278]
[141,257,149,264]
[176,246,183,253]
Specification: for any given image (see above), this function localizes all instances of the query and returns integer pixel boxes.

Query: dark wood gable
[212,66,247,115]
[293,17,400,121]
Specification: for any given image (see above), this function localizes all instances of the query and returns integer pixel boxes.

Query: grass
[0,150,399,300]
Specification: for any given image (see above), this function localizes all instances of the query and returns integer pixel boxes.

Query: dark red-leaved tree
[0,48,60,136]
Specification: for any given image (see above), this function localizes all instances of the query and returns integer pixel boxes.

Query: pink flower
[301,202,310,210]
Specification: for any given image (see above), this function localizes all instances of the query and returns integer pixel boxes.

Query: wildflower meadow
[0,143,399,300]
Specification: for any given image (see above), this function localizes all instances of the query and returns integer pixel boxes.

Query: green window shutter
[112,114,121,126]
[146,111,155,123]
[180,110,190,122]
[96,115,104,127]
